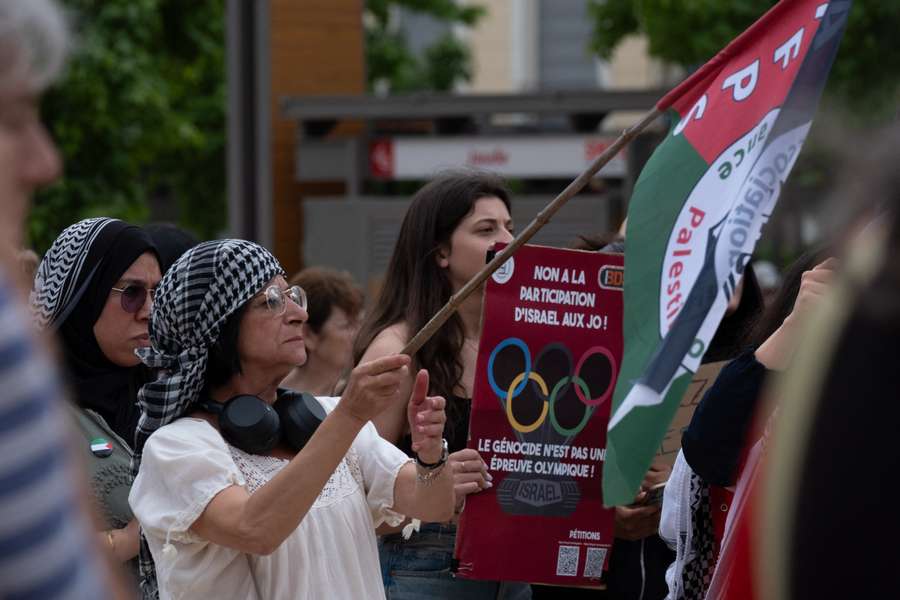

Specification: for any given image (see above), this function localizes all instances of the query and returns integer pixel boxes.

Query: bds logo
[598,265,624,290]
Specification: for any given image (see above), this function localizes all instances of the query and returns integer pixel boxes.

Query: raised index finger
[410,369,429,406]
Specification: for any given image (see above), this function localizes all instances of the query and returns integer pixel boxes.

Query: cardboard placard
[655,360,730,468]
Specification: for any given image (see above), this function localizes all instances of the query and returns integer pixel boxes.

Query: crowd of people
[2,1,898,599]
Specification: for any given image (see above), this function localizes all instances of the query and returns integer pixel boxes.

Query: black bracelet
[414,438,448,469]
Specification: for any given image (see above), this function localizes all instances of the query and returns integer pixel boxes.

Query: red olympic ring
[573,345,616,407]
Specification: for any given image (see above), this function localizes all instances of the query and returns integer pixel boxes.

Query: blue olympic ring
[488,337,531,399]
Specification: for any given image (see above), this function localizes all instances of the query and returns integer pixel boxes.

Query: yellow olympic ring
[506,371,549,433]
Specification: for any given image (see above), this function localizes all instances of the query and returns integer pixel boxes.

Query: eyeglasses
[110,284,156,314]
[258,285,307,316]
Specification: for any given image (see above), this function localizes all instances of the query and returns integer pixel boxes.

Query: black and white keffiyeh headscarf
[132,238,284,469]
[662,452,717,600]
[131,238,282,598]
[31,217,118,329]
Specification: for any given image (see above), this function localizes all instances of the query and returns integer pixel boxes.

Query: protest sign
[655,360,730,468]
[455,244,621,586]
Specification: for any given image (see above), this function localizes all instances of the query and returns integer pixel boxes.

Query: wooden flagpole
[401,106,662,356]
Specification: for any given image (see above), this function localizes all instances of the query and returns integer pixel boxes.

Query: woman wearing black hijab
[144,221,199,273]
[32,217,161,572]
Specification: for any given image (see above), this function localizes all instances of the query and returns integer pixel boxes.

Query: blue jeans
[379,523,532,600]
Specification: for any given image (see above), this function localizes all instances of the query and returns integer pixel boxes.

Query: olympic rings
[488,337,617,437]
[506,372,549,433]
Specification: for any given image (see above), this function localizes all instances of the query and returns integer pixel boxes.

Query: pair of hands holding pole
[337,354,491,511]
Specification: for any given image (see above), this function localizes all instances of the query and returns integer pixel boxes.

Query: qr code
[556,545,580,576]
[583,546,608,578]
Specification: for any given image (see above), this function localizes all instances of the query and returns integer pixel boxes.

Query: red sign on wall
[369,139,394,178]
[455,244,622,586]
[367,135,626,180]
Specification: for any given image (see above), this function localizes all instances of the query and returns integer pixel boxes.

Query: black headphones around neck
[200,389,326,455]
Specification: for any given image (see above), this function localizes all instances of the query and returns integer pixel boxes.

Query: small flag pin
[90,438,113,458]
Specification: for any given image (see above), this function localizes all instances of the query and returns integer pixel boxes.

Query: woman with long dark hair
[354,171,530,599]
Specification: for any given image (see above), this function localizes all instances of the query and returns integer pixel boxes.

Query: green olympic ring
[548,375,593,436]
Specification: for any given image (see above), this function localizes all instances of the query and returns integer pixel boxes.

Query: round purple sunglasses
[110,284,156,313]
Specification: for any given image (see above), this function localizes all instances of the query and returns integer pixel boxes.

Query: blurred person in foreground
[0,0,121,597]
[715,125,900,600]
[281,266,364,395]
[17,247,39,283]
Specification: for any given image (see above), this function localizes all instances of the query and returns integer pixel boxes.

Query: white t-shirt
[129,397,410,600]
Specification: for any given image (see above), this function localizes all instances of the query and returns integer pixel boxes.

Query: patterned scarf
[682,473,716,599]
[31,217,118,329]
[131,239,283,599]
[663,452,717,600]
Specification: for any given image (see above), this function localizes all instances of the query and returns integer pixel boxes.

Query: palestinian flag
[603,0,852,506]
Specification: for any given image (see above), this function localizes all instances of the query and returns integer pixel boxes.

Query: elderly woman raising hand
[129,239,453,600]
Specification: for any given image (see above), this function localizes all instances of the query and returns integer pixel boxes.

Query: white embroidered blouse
[129,397,410,600]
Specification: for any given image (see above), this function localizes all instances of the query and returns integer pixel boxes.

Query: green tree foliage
[588,0,900,117]
[365,0,484,92]
[31,0,225,253]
